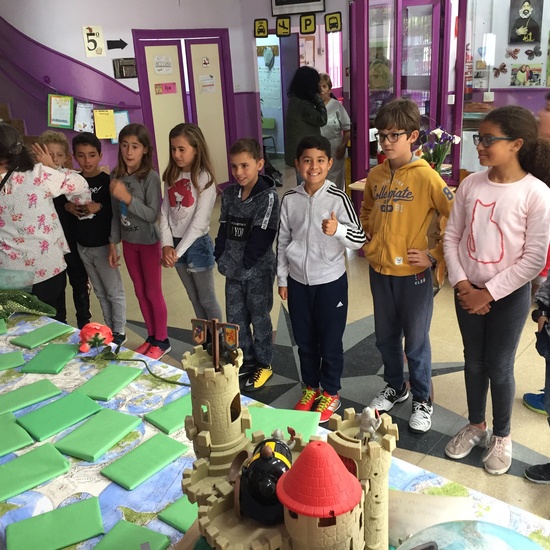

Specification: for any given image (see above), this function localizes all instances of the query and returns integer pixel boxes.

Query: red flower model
[79,322,113,353]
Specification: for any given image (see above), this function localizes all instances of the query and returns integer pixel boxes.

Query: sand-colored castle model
[180,345,398,550]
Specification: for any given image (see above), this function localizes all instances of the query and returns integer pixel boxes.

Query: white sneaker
[483,434,512,475]
[369,384,409,412]
[409,399,433,433]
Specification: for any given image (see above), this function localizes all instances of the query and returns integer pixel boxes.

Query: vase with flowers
[418,128,461,174]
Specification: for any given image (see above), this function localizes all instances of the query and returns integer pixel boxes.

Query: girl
[109,124,170,360]
[0,123,90,316]
[159,123,222,339]
[444,106,550,475]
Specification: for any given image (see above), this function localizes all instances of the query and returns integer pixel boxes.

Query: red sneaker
[135,341,151,355]
[145,344,172,361]
[315,391,341,423]
[294,386,321,411]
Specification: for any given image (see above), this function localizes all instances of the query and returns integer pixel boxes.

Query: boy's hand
[539,317,548,331]
[278,287,288,300]
[407,248,431,268]
[79,201,102,216]
[162,246,178,268]
[31,143,56,169]
[64,202,82,218]
[322,212,338,236]
[110,179,132,204]
[108,243,121,268]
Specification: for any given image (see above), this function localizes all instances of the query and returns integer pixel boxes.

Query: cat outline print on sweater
[467,199,504,264]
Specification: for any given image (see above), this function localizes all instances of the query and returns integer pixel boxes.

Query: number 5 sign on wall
[82,26,106,57]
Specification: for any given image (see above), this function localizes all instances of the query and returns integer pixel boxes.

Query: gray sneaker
[483,434,512,475]
[369,384,409,412]
[445,424,488,459]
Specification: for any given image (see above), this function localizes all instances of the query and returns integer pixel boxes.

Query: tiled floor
[65,158,550,521]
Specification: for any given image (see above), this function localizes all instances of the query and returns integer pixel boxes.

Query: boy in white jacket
[277,135,366,422]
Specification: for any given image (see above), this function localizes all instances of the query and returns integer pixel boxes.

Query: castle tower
[276,440,365,550]
[182,346,251,477]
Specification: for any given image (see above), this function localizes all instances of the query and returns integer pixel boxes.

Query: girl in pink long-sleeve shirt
[444,106,550,476]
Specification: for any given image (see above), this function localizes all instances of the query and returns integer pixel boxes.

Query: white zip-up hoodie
[277,181,366,287]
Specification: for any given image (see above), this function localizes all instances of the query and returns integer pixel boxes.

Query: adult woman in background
[284,66,327,185]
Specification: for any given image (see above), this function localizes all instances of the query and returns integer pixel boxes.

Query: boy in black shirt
[72,133,127,346]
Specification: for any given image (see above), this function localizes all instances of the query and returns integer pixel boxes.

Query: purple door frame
[132,28,236,179]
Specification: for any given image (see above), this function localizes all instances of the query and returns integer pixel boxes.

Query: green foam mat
[17,391,102,442]
[101,433,188,490]
[20,343,79,374]
[0,412,34,458]
[0,350,25,371]
[76,364,142,401]
[0,318,7,335]
[95,520,169,550]
[54,408,141,462]
[158,494,198,533]
[143,393,192,434]
[0,379,61,415]
[5,496,104,550]
[0,443,70,501]
[247,406,320,442]
[10,323,73,349]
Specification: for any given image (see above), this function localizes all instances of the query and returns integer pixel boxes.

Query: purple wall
[472,89,548,112]
[233,91,262,144]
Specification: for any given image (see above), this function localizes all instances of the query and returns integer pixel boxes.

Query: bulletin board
[258,67,282,110]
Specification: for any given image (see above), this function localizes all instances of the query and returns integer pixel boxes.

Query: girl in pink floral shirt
[0,123,90,320]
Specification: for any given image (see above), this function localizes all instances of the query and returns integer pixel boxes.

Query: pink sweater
[444,170,550,301]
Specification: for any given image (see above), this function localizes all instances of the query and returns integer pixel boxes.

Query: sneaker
[135,336,154,355]
[112,333,127,348]
[314,391,341,423]
[145,339,171,361]
[483,434,512,475]
[523,391,547,415]
[294,386,321,412]
[525,462,550,484]
[409,398,433,433]
[239,361,256,379]
[369,384,409,413]
[243,364,273,392]
[445,424,488,460]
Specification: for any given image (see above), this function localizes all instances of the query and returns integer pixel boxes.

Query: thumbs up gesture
[322,211,338,236]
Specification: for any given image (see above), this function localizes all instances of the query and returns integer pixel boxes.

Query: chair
[262,117,277,155]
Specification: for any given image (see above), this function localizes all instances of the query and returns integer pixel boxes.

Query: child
[109,123,170,360]
[214,138,279,391]
[277,135,366,423]
[0,123,90,315]
[159,123,222,334]
[360,98,454,434]
[444,105,550,475]
[72,132,127,347]
[34,131,91,328]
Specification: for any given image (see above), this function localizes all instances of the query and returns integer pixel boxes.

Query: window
[327,31,342,89]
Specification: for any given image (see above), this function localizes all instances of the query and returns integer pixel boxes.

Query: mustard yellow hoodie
[360,157,454,276]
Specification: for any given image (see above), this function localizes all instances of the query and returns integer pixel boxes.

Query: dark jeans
[533,326,550,428]
[31,270,67,323]
[369,267,433,401]
[288,273,348,395]
[455,283,531,437]
[65,251,91,329]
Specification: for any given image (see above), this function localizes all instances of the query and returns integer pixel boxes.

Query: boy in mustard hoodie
[360,98,454,433]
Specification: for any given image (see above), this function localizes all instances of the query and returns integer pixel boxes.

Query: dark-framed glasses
[473,134,514,147]
[375,131,408,144]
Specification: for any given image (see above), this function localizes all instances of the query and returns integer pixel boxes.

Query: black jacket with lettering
[214,175,279,281]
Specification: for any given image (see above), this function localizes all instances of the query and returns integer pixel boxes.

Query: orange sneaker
[294,386,321,411]
[315,391,341,423]
[135,340,152,355]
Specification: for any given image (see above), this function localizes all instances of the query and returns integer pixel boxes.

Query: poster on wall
[510,63,543,85]
[74,102,94,133]
[509,0,542,45]
[271,0,325,16]
[47,95,74,129]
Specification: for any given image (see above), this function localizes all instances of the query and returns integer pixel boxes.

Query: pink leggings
[122,240,168,341]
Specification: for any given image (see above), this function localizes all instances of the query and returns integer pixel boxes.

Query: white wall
[1,0,350,94]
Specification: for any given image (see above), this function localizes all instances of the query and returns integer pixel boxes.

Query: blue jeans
[455,283,531,437]
[369,267,433,401]
[174,234,215,272]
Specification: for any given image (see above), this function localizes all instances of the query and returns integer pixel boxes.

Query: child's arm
[425,177,455,263]
[108,243,121,268]
[325,192,367,249]
[301,94,328,127]
[359,179,374,242]
[112,172,161,223]
[159,183,177,267]
[276,195,291,296]
[243,191,279,269]
[214,193,228,262]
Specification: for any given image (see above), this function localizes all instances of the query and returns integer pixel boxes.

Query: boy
[214,138,279,391]
[277,135,366,423]
[36,131,91,328]
[360,98,453,433]
[72,133,127,347]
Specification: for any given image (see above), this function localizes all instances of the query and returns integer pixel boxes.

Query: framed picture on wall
[509,0,542,45]
[272,0,325,16]
[47,94,74,129]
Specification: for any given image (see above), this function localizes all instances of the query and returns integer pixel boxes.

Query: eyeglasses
[473,134,514,147]
[375,131,408,144]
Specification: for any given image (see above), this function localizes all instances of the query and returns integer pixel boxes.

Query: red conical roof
[276,440,362,518]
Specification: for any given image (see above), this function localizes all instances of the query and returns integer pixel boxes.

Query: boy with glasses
[360,98,454,433]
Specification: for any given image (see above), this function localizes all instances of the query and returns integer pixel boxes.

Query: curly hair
[0,122,34,172]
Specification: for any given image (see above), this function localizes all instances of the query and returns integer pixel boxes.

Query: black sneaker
[239,361,256,378]
[369,384,409,412]
[525,463,550,484]
[112,332,127,348]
